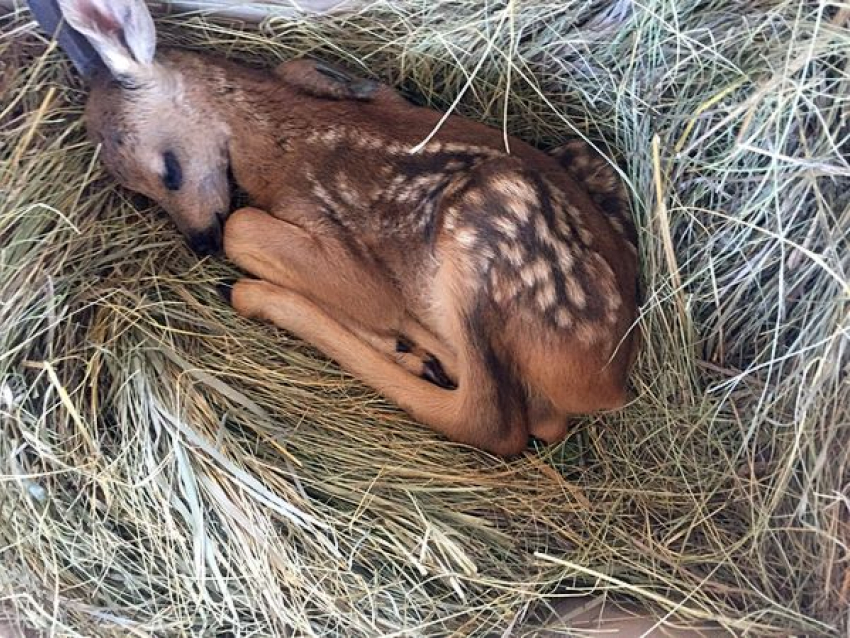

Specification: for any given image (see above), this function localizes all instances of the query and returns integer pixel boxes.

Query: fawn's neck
[202,58,305,210]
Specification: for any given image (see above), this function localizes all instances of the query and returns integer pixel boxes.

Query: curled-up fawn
[33,0,639,456]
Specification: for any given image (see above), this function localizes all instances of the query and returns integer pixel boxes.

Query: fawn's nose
[187,213,225,256]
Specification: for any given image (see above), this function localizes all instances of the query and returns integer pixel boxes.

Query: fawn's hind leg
[347,324,454,389]
[227,278,528,456]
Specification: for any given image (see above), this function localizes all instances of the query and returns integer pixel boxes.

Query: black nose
[187,219,223,256]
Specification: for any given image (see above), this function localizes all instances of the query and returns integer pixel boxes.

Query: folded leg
[224,206,457,385]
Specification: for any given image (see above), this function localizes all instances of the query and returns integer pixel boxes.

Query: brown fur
[84,48,640,456]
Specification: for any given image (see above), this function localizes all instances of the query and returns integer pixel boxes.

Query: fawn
[32,0,639,456]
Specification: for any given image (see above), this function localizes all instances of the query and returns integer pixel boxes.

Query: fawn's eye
[162,151,183,191]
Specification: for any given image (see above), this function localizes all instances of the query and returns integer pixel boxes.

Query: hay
[1,0,848,635]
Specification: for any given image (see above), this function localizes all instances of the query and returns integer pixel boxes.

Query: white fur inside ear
[56,0,156,78]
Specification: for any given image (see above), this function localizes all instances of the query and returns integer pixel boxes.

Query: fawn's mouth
[186,209,227,257]
[187,223,222,256]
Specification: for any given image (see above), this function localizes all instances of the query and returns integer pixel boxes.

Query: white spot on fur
[535,216,557,246]
[565,277,587,310]
[555,243,575,273]
[531,256,551,283]
[498,241,524,267]
[577,225,594,246]
[490,178,537,221]
[335,173,364,208]
[609,217,625,234]
[536,279,557,310]
[311,181,339,210]
[463,190,485,209]
[494,216,517,238]
[437,142,499,157]
[490,269,503,303]
[456,227,477,248]
[555,308,573,329]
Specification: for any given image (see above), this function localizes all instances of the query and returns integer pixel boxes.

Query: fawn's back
[39,0,639,454]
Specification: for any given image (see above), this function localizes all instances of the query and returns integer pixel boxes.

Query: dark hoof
[216,280,235,305]
[422,355,456,390]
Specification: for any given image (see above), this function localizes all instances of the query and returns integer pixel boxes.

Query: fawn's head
[35,0,232,254]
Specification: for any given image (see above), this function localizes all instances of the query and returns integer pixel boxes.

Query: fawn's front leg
[223,207,456,386]
[224,207,398,331]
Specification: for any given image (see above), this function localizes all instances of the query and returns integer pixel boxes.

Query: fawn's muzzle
[187,213,225,256]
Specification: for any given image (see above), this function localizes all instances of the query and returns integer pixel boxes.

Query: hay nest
[1,1,848,635]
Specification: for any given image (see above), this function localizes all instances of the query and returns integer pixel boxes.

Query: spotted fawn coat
[37,0,640,455]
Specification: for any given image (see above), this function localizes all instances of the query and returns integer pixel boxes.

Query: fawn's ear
[54,0,156,79]
[27,0,103,77]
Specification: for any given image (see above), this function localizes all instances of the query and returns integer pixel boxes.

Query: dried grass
[1,1,848,635]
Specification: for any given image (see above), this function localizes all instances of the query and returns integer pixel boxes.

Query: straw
[1,1,847,635]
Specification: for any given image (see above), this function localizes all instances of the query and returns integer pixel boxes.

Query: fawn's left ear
[53,0,157,80]
[27,0,104,77]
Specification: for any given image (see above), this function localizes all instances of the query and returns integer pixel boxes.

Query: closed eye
[162,151,182,191]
